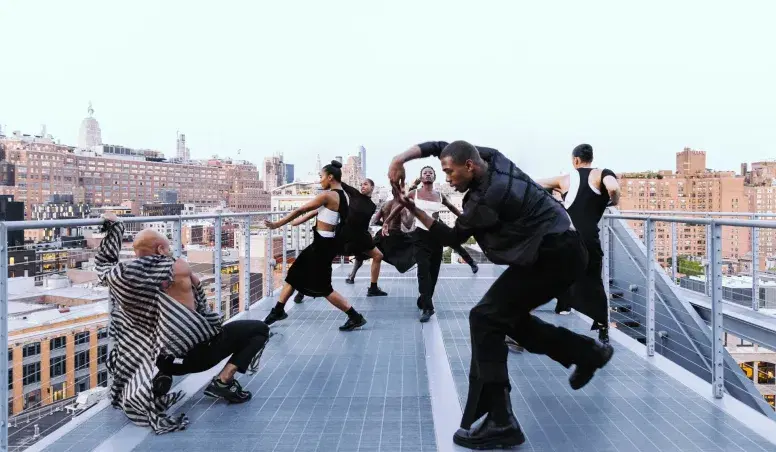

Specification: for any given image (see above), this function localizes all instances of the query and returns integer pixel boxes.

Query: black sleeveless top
[561,168,616,243]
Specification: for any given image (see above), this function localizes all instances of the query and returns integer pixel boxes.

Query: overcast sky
[2,0,775,184]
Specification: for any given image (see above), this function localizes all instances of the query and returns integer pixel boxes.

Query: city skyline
[2,1,775,185]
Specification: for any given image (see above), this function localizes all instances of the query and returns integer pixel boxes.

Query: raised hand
[264,219,278,230]
[388,159,406,191]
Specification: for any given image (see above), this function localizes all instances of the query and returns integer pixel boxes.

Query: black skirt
[344,230,376,258]
[374,230,417,273]
[285,229,340,297]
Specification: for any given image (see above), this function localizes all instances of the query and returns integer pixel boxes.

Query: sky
[2,0,775,185]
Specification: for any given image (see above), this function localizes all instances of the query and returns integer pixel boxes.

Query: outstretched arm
[442,194,462,217]
[535,174,566,192]
[291,211,318,226]
[94,214,174,297]
[396,195,475,246]
[266,192,328,229]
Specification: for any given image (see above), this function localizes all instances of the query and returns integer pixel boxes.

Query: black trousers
[413,228,443,311]
[452,244,476,266]
[461,230,601,429]
[555,237,608,329]
[163,320,270,375]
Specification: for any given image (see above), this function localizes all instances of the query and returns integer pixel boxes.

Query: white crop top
[413,190,443,231]
[317,205,340,226]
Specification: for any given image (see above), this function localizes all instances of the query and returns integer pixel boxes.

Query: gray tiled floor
[40,264,776,452]
[435,277,776,452]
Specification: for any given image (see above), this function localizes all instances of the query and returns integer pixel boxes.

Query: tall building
[343,155,363,187]
[285,164,295,184]
[359,145,367,178]
[263,154,286,193]
[77,102,102,150]
[619,149,748,265]
[176,131,190,161]
[676,147,706,175]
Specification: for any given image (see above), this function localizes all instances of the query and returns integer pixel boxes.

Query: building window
[22,342,41,358]
[50,336,66,351]
[51,382,67,402]
[8,369,12,390]
[75,376,89,394]
[97,328,108,340]
[74,351,90,371]
[97,345,108,365]
[758,362,775,385]
[8,348,12,362]
[75,331,90,345]
[98,370,108,388]
[24,389,41,411]
[23,362,41,385]
[50,355,66,378]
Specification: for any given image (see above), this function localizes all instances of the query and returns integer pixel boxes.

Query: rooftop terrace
[18,265,776,452]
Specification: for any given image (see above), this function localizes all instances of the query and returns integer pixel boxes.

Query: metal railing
[602,210,776,403]
[0,210,299,452]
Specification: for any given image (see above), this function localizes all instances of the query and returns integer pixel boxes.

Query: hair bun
[330,160,343,169]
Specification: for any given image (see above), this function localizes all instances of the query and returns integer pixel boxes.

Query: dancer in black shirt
[389,140,614,450]
[537,144,620,343]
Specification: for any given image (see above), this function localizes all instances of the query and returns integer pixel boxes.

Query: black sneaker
[569,342,614,390]
[470,263,479,274]
[204,377,252,403]
[152,372,173,398]
[419,309,435,323]
[294,292,305,303]
[339,315,367,331]
[367,286,387,297]
[264,307,288,325]
[345,278,355,284]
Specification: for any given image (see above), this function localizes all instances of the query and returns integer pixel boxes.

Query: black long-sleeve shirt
[419,141,572,266]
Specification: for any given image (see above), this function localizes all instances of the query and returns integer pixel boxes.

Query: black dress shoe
[570,342,614,390]
[453,414,526,450]
[419,309,434,323]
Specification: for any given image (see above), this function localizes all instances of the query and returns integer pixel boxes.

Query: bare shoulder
[173,258,192,276]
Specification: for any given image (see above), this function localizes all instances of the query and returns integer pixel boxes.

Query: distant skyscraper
[77,102,102,149]
[316,154,321,171]
[334,156,343,164]
[263,154,286,192]
[359,145,366,178]
[176,131,190,161]
[285,164,295,184]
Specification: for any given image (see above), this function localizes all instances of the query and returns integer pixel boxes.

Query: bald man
[96,213,269,434]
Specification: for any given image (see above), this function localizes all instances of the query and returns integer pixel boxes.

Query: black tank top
[561,168,613,243]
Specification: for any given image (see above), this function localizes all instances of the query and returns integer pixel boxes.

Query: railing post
[214,215,222,314]
[243,217,251,312]
[752,214,760,311]
[671,221,677,283]
[172,217,182,259]
[266,214,274,297]
[710,222,725,399]
[1,223,9,452]
[645,218,656,357]
[705,223,712,297]
[294,225,300,258]
[602,217,611,326]
[282,224,288,278]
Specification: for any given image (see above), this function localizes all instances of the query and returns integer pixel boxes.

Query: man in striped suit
[96,213,270,433]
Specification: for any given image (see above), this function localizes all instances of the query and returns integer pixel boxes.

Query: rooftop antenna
[88,101,94,117]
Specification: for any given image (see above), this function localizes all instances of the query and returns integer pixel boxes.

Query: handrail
[0,210,293,232]
[603,213,776,229]
[618,210,776,218]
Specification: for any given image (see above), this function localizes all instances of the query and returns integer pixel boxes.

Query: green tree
[666,255,704,277]
[443,248,452,264]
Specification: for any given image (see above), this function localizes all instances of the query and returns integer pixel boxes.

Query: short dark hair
[365,178,374,186]
[439,140,483,165]
[572,144,593,163]
[322,160,343,181]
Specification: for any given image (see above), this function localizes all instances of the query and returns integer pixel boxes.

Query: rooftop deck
[25,265,776,452]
